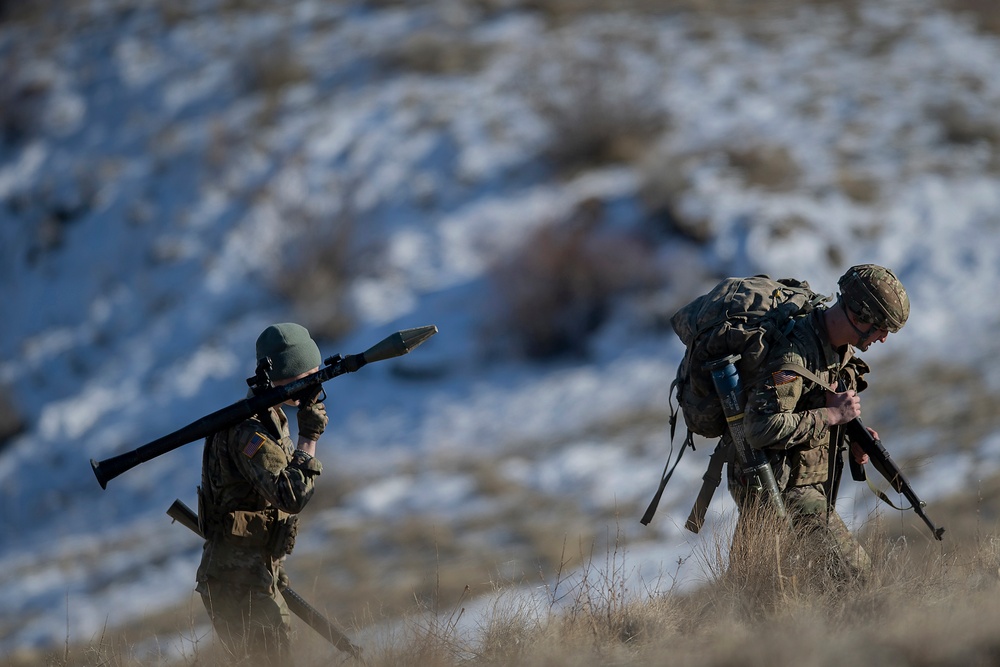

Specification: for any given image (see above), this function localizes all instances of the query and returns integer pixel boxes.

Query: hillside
[2,0,1000,663]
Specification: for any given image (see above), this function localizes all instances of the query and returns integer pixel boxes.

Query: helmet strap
[841,300,876,347]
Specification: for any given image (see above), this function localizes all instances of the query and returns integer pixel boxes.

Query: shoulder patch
[242,432,268,458]
[772,369,799,386]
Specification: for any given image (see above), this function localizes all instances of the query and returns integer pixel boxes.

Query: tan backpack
[641,275,830,526]
[670,275,831,438]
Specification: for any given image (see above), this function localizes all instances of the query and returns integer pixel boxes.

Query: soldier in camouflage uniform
[196,323,329,665]
[730,264,910,578]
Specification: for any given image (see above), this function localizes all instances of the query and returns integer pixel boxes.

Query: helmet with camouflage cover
[837,264,909,333]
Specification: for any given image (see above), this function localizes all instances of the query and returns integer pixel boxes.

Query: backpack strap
[641,378,696,526]
[640,428,694,526]
[767,361,832,392]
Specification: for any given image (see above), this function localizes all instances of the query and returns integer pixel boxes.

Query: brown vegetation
[18,493,1000,667]
[488,198,663,358]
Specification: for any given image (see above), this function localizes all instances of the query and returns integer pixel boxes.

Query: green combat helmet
[838,264,910,333]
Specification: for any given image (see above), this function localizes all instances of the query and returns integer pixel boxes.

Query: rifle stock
[166,500,365,660]
[91,326,437,488]
[844,418,945,541]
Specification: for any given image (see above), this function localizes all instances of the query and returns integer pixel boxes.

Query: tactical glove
[297,400,328,442]
[276,563,290,591]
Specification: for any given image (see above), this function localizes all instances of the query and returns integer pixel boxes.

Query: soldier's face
[856,323,889,351]
[848,311,889,351]
[273,367,321,405]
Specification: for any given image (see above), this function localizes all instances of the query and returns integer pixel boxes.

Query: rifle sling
[774,363,914,513]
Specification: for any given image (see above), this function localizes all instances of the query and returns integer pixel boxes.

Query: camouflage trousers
[198,579,293,667]
[730,482,872,580]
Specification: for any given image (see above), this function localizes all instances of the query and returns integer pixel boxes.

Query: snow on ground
[2,0,1000,655]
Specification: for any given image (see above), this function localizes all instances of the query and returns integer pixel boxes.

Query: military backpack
[641,275,830,526]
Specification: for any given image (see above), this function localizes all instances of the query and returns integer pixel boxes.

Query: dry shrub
[0,56,51,147]
[928,101,1000,148]
[725,143,800,191]
[273,208,367,342]
[946,0,1000,35]
[6,170,97,266]
[490,199,663,359]
[236,37,309,124]
[384,29,492,76]
[0,386,26,452]
[26,511,1000,666]
[638,148,716,244]
[837,168,881,204]
[0,0,55,24]
[512,25,668,172]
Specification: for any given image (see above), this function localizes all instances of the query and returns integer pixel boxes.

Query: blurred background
[2,0,1000,663]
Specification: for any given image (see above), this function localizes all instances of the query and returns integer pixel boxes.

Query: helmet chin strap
[841,300,876,347]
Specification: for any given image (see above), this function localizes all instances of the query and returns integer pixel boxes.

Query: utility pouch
[269,513,299,557]
[223,510,272,548]
[787,443,829,487]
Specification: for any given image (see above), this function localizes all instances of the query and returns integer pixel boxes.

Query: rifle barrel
[845,418,944,541]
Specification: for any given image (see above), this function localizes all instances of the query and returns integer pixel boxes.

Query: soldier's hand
[850,441,870,465]
[297,400,328,442]
[826,388,861,426]
[296,383,323,407]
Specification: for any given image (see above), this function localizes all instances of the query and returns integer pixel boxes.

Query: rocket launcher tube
[91,325,438,489]
[706,355,787,519]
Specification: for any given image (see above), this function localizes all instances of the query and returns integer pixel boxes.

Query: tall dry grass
[20,504,1000,667]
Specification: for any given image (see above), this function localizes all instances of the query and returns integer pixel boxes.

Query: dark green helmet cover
[255,323,322,380]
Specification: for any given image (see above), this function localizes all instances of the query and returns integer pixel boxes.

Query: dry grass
[334,509,1000,667]
[14,479,1000,667]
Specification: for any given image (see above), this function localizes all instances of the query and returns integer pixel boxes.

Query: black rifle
[91,326,437,489]
[845,418,945,541]
[166,500,365,661]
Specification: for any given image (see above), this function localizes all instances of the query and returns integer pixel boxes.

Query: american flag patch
[772,370,799,386]
[243,432,267,458]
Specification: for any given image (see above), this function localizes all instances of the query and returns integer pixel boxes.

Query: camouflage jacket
[743,308,863,488]
[196,403,322,591]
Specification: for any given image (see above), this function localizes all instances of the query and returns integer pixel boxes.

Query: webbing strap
[768,361,831,392]
[775,361,912,512]
[853,464,912,511]
[640,429,693,526]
